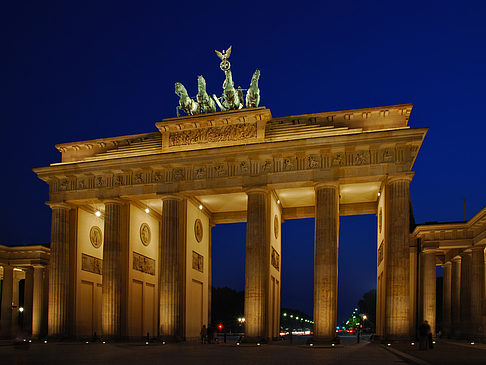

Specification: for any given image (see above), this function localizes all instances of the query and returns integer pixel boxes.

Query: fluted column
[102,200,126,339]
[313,183,339,342]
[460,251,472,337]
[471,246,485,338]
[32,267,47,338]
[24,267,34,335]
[48,204,71,337]
[244,188,270,339]
[442,261,452,337]
[384,177,411,338]
[1,265,13,338]
[420,251,436,337]
[159,197,185,339]
[451,256,461,337]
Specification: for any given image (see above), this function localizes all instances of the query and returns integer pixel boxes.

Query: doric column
[244,188,270,340]
[24,267,34,335]
[102,200,128,339]
[313,182,339,342]
[442,261,452,337]
[420,251,436,337]
[159,196,185,340]
[32,266,48,338]
[384,176,411,338]
[460,251,472,337]
[48,204,71,337]
[451,256,461,337]
[471,246,485,337]
[1,265,13,338]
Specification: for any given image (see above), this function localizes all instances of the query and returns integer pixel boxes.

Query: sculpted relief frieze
[49,144,418,193]
[169,123,257,147]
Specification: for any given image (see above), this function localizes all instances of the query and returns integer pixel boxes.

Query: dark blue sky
[2,1,486,323]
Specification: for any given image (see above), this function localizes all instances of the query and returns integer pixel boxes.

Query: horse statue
[196,75,216,114]
[175,82,199,117]
[246,69,260,108]
[213,69,243,111]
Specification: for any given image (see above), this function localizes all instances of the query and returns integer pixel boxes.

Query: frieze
[49,144,419,193]
[169,123,257,147]
[133,251,155,275]
[81,253,102,275]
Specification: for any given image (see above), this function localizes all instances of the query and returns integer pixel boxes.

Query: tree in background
[358,289,376,332]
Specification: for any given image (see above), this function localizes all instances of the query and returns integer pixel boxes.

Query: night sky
[2,1,486,324]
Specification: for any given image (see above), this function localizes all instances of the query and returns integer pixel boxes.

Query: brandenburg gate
[32,102,427,342]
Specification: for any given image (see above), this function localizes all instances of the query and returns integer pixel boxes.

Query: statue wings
[215,45,232,60]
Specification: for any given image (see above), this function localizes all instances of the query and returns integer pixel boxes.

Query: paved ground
[1,336,484,365]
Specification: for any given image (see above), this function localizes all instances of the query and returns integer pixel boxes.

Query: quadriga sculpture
[196,75,216,114]
[175,82,199,117]
[246,69,260,108]
[212,69,244,111]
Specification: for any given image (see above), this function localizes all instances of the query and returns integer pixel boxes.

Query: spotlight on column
[85,341,89,344]
[432,340,436,344]
[377,192,381,197]
[471,341,475,345]
[145,341,149,345]
[19,307,24,312]
[236,342,240,346]
[199,204,203,210]
[145,208,150,213]
[95,210,101,217]
[102,341,106,344]
[309,343,314,347]
[331,343,335,347]
[44,340,47,344]
[277,199,280,204]
[256,342,261,346]
[162,341,166,345]
[411,342,415,346]
[387,343,391,347]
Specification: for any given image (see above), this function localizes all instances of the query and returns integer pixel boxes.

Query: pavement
[0,335,484,365]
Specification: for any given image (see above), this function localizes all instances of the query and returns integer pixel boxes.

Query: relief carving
[192,251,204,273]
[332,153,345,167]
[239,160,249,174]
[81,253,102,275]
[96,176,105,187]
[173,168,185,181]
[113,175,124,186]
[194,166,207,179]
[354,151,369,166]
[194,219,203,243]
[152,171,162,182]
[134,172,144,184]
[382,149,394,162]
[89,226,103,248]
[214,164,228,177]
[59,179,68,191]
[262,160,273,172]
[283,158,295,171]
[169,123,257,147]
[377,240,384,266]
[133,252,155,275]
[140,223,151,246]
[306,155,320,169]
[271,247,280,271]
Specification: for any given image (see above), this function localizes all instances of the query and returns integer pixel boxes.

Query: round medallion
[89,226,102,248]
[274,215,279,239]
[140,223,151,246]
[194,219,203,243]
[379,208,383,234]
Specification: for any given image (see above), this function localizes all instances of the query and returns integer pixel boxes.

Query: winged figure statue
[215,46,232,61]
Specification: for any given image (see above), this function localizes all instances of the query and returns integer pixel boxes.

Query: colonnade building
[0,104,483,342]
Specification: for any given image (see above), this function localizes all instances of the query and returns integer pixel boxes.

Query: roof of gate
[52,104,413,165]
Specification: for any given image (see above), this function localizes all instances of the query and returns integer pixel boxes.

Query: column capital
[472,244,486,250]
[100,198,127,205]
[158,193,185,202]
[314,181,339,191]
[386,173,414,185]
[244,186,270,195]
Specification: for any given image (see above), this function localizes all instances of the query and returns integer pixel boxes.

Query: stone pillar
[442,261,452,337]
[48,204,71,337]
[420,251,436,337]
[24,267,34,335]
[460,251,472,337]
[384,176,411,339]
[1,265,13,338]
[471,246,485,338]
[313,183,339,342]
[32,267,47,338]
[102,200,127,339]
[244,189,270,340]
[159,197,185,340]
[451,256,461,338]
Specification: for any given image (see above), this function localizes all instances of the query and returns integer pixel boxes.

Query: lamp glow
[95,210,101,217]
[199,204,203,210]
[145,208,150,213]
